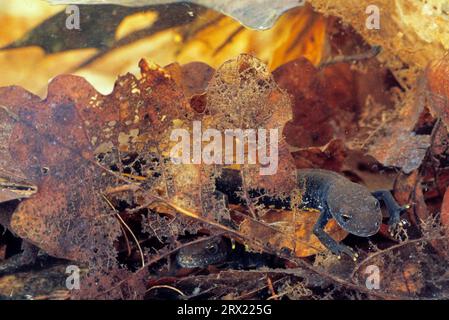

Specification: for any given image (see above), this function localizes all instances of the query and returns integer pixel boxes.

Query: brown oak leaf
[0,59,190,266]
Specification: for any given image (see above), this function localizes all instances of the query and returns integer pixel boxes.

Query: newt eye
[205,243,219,254]
[341,214,352,222]
[374,201,380,210]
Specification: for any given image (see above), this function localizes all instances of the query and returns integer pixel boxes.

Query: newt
[176,237,229,269]
[1,168,407,271]
[176,237,277,269]
[295,169,408,260]
[215,168,409,261]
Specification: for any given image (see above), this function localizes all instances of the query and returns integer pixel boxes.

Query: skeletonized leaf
[0,59,191,266]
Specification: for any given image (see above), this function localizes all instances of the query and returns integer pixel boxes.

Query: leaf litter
[1,2,449,300]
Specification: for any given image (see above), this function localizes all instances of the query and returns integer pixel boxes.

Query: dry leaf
[425,55,449,129]
[0,59,190,266]
[240,209,347,257]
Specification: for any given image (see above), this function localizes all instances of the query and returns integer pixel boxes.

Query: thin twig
[102,194,145,268]
[240,170,258,219]
[351,234,449,281]
[235,275,288,300]
[93,234,221,299]
[149,198,416,299]
[120,224,132,258]
[266,275,277,300]
[319,45,382,68]
[147,285,186,297]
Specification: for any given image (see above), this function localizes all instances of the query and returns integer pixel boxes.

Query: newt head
[176,237,229,269]
[326,182,382,237]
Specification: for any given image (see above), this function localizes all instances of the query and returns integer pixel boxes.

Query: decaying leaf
[387,262,425,295]
[132,55,297,228]
[273,58,334,149]
[0,101,38,203]
[198,54,296,199]
[394,170,429,228]
[0,54,298,270]
[365,89,430,174]
[309,0,449,88]
[273,54,420,174]
[354,253,425,296]
[71,266,148,300]
[367,132,430,175]
[291,139,347,172]
[441,187,449,230]
[151,270,281,299]
[240,209,347,257]
[165,61,215,98]
[0,261,71,300]
[3,0,449,300]
[425,55,449,129]
[0,58,191,267]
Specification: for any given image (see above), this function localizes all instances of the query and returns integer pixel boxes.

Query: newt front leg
[372,190,409,234]
[313,209,358,261]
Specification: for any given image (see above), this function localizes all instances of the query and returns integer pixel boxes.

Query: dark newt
[296,169,408,259]
[174,169,409,267]
[176,237,277,269]
[215,168,409,261]
[176,237,229,269]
